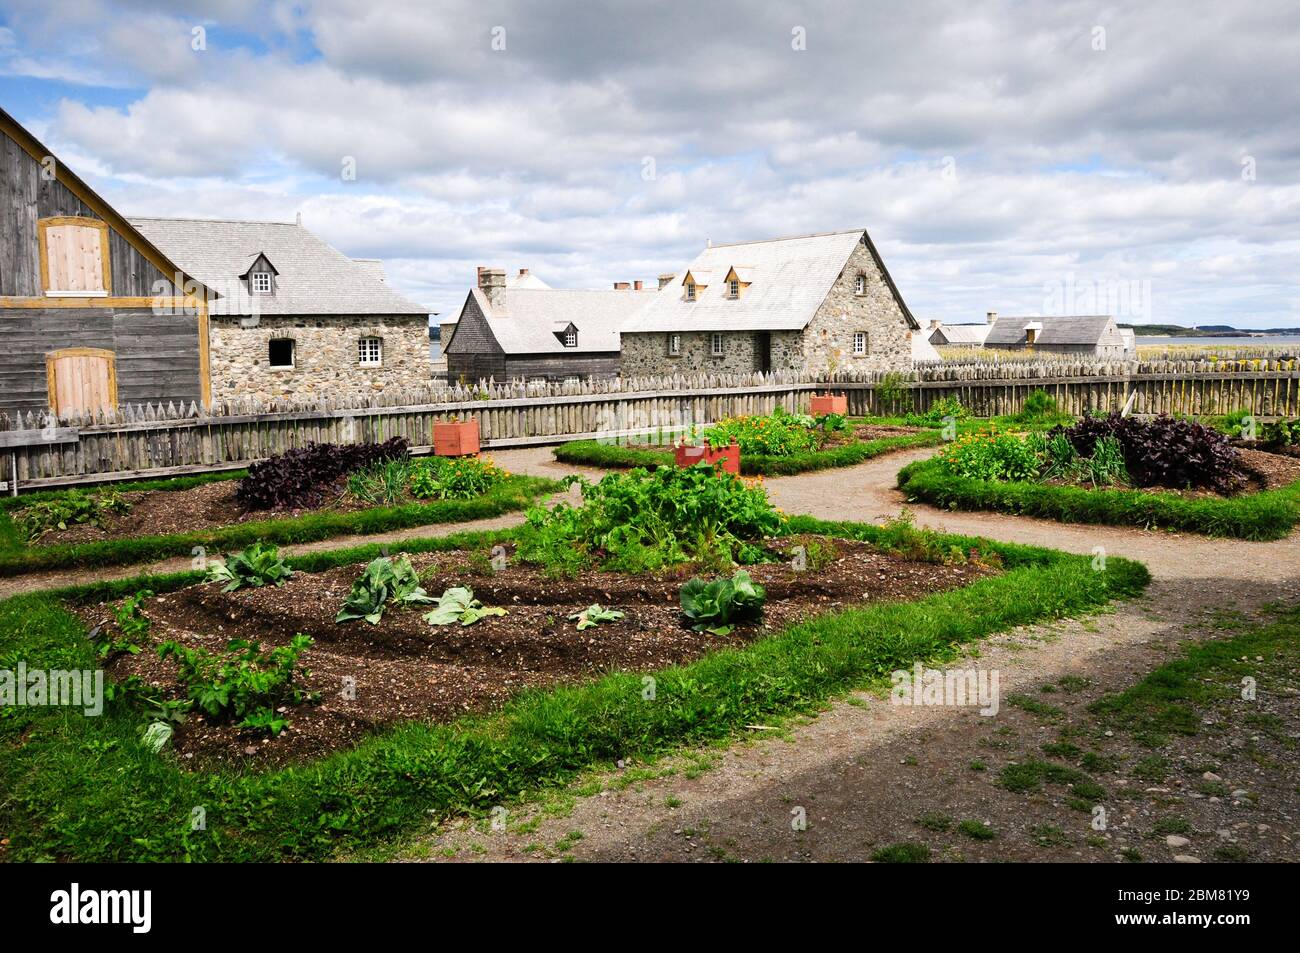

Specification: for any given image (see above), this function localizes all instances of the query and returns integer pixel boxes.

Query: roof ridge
[127,215,301,226]
[706,228,864,249]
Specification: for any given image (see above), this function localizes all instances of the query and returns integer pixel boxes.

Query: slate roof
[456,286,657,354]
[129,217,429,317]
[984,315,1115,347]
[931,324,990,345]
[622,229,918,333]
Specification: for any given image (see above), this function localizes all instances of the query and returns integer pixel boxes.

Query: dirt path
[398,445,1300,863]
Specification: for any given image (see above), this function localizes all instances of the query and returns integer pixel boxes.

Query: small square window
[268,338,295,368]
[668,333,681,356]
[852,331,868,356]
[564,328,577,347]
[359,336,382,366]
[251,272,273,294]
[855,274,866,295]
[711,333,724,357]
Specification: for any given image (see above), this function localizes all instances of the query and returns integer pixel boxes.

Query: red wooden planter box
[433,420,480,457]
[809,393,848,415]
[674,438,740,475]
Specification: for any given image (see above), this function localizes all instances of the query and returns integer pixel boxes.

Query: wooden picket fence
[1,360,1298,490]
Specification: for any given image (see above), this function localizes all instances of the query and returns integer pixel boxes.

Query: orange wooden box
[809,393,848,415]
[433,419,480,457]
[674,438,740,475]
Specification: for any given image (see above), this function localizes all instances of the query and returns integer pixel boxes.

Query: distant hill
[1117,323,1300,337]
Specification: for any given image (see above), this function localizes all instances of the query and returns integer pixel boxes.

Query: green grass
[0,516,1148,861]
[0,475,559,577]
[898,456,1300,540]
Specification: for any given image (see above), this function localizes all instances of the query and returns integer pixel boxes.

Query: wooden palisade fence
[1,359,1297,490]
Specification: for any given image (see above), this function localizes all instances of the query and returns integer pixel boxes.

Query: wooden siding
[0,128,178,298]
[0,307,202,416]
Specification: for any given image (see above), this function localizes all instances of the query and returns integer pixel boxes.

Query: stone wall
[209,314,431,403]
[620,329,806,376]
[802,238,914,375]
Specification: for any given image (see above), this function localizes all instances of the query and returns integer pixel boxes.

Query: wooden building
[444,267,655,382]
[983,313,1136,360]
[0,107,213,420]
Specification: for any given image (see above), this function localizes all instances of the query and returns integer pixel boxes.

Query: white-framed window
[564,328,577,347]
[685,282,696,301]
[668,333,682,356]
[854,274,866,295]
[359,336,383,366]
[711,332,724,357]
[251,271,273,294]
[852,331,868,356]
[268,338,295,368]
[728,279,740,298]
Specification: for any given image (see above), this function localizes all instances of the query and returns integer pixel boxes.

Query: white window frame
[711,332,725,357]
[359,336,383,366]
[668,333,682,356]
[564,328,577,347]
[685,282,696,301]
[268,338,296,369]
[728,279,740,298]
[854,274,866,295]
[251,271,273,294]
[852,331,868,356]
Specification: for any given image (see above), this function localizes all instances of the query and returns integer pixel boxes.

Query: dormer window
[682,269,710,301]
[251,272,273,294]
[686,282,697,301]
[242,253,279,296]
[728,279,739,298]
[722,266,751,299]
[855,274,866,295]
[564,328,577,347]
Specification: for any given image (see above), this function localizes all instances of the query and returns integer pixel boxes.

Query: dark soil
[74,536,994,769]
[24,476,369,546]
[1236,446,1300,490]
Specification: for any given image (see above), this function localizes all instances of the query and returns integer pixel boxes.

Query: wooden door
[46,348,118,418]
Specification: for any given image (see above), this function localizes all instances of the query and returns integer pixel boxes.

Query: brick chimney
[986,311,997,325]
[633,280,643,291]
[518,268,529,276]
[613,281,631,290]
[477,266,506,309]
[658,273,676,289]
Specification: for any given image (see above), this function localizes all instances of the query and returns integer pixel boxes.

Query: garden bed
[76,534,994,768]
[0,451,560,576]
[0,519,1148,861]
[556,422,941,475]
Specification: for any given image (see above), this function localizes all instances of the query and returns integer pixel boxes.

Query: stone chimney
[613,281,631,290]
[986,311,997,324]
[518,268,529,277]
[928,318,942,331]
[658,273,676,289]
[633,280,643,291]
[477,266,507,309]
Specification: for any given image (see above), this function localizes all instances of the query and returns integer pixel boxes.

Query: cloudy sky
[3,0,1298,328]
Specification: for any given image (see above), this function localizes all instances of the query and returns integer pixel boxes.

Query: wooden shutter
[40,219,109,294]
[46,348,118,417]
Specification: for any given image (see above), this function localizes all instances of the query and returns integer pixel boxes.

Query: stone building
[131,216,431,403]
[443,267,655,382]
[619,229,919,377]
[982,313,1136,360]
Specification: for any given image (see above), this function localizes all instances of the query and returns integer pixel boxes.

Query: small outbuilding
[983,313,1136,360]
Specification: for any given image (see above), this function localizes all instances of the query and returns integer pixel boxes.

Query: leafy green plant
[336,555,434,624]
[97,589,153,658]
[568,604,625,630]
[409,456,509,500]
[1017,389,1060,421]
[706,408,825,456]
[680,569,766,634]
[422,586,508,626]
[158,633,316,735]
[937,430,1039,482]
[519,464,784,575]
[347,458,411,506]
[876,373,914,414]
[19,488,131,541]
[206,542,293,592]
[906,395,970,427]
